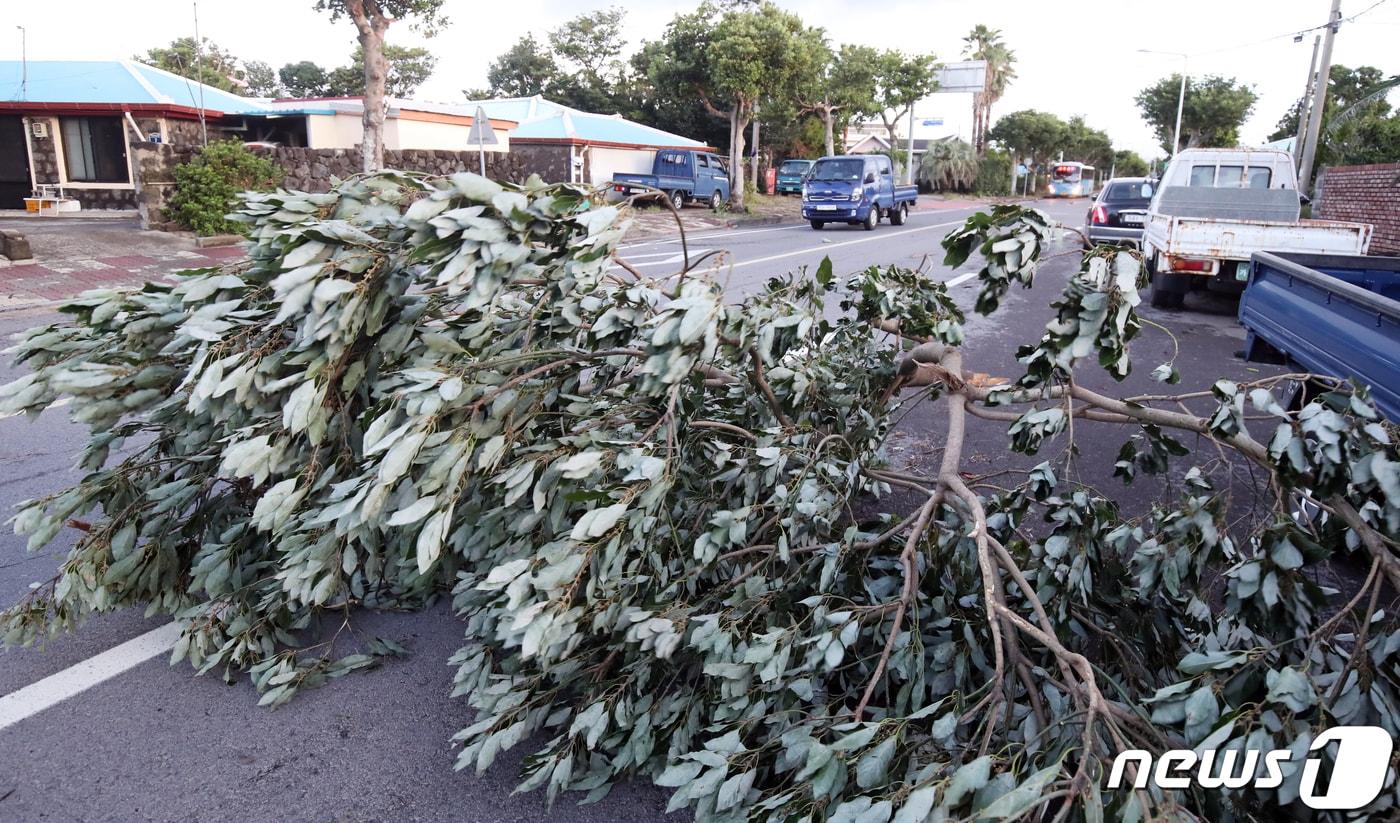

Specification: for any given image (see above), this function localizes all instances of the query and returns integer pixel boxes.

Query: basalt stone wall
[508,144,574,184]
[255,146,530,192]
[130,142,194,230]
[1316,163,1400,256]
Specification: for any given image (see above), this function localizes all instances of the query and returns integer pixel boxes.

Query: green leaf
[944,756,992,807]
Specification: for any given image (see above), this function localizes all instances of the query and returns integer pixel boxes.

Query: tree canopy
[1135,74,1257,154]
[137,37,246,93]
[1270,64,1400,167]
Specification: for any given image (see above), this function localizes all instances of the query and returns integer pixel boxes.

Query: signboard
[921,118,944,127]
[935,60,988,94]
[466,107,499,146]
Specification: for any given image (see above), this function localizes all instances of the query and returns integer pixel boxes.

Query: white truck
[1142,148,1373,309]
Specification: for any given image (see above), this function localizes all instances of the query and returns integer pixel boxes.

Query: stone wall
[26,114,140,211]
[510,144,574,184]
[256,146,530,192]
[132,143,548,230]
[1316,162,1400,256]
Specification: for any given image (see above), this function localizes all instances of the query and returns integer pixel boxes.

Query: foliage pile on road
[4,173,1400,821]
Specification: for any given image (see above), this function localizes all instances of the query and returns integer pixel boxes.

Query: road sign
[466,107,498,146]
[921,118,944,127]
[935,61,988,94]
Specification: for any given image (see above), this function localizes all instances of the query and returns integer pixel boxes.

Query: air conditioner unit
[30,121,48,139]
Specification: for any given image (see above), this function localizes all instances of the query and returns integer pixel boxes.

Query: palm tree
[917,138,979,192]
[962,25,1018,154]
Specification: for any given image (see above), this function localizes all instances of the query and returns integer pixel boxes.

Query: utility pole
[15,26,25,101]
[750,115,760,194]
[1298,0,1342,195]
[905,108,916,185]
[1293,35,1321,170]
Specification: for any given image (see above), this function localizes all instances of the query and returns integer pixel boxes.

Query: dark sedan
[1084,177,1155,248]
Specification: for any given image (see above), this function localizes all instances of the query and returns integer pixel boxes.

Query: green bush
[973,149,1012,196]
[167,141,283,236]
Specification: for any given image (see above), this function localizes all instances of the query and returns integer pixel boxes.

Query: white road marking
[0,621,181,732]
[946,270,980,287]
[617,206,976,250]
[726,220,964,271]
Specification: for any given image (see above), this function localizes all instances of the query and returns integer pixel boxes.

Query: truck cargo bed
[1239,252,1400,420]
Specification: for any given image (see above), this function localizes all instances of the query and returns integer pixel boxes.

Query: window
[809,159,863,181]
[696,155,709,168]
[1217,165,1244,188]
[1105,181,1154,202]
[1188,165,1216,187]
[1053,165,1082,182]
[1247,167,1271,188]
[60,117,128,183]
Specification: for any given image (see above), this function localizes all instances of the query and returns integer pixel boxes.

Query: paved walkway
[0,217,245,311]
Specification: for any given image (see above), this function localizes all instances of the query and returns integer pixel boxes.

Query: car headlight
[801,185,808,198]
[849,190,862,202]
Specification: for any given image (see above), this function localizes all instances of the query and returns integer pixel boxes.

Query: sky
[8,0,1400,158]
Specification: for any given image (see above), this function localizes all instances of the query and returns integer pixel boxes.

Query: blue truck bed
[1239,251,1400,421]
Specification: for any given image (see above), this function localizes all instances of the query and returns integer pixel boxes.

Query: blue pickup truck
[612,150,731,210]
[801,154,919,231]
[1239,251,1400,421]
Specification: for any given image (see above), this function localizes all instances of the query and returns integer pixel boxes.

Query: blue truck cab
[612,150,731,210]
[801,154,919,231]
[775,159,814,195]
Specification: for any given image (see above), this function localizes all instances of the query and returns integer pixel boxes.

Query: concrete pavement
[0,198,1282,821]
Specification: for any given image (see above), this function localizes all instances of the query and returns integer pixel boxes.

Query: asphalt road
[0,198,1282,822]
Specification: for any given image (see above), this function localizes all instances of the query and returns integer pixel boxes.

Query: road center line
[0,621,181,732]
[727,220,964,271]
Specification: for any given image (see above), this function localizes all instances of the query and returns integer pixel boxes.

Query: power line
[1192,0,1392,57]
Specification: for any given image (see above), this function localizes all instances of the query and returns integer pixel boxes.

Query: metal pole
[1008,154,1016,198]
[750,115,760,193]
[478,141,485,176]
[905,107,916,185]
[1171,57,1186,155]
[193,1,208,146]
[1293,35,1321,170]
[1299,0,1342,195]
[16,27,25,101]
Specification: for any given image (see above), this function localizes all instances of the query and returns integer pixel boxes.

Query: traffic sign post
[466,106,499,177]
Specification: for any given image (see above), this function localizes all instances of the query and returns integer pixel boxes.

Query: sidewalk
[0,217,245,311]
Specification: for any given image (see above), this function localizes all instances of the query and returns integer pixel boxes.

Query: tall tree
[279,61,332,97]
[326,45,438,98]
[1135,74,1256,154]
[546,8,631,113]
[988,109,1068,190]
[797,43,880,157]
[962,25,1017,154]
[648,2,823,210]
[242,61,282,98]
[314,0,448,172]
[871,50,940,173]
[1112,149,1150,177]
[1061,115,1113,169]
[482,34,559,98]
[1269,65,1400,167]
[137,37,245,92]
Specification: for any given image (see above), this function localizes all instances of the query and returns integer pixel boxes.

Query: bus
[1047,162,1096,197]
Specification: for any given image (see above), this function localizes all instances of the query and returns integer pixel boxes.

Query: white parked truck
[1142,148,1373,309]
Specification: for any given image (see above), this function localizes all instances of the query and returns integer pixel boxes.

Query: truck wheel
[670,190,685,210]
[810,220,824,230]
[1149,286,1185,309]
[890,203,908,226]
[863,208,878,231]
[710,190,722,210]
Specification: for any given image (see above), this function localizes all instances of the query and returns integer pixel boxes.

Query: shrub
[917,138,978,192]
[167,140,283,236]
[974,148,1012,196]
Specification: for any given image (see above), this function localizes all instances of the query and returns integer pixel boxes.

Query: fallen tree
[3,173,1398,820]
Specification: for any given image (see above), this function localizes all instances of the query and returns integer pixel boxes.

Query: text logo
[1106,726,1393,810]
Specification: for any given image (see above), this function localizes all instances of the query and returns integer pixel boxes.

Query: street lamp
[1139,49,1188,157]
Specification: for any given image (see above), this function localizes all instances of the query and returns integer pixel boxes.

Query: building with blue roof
[0,59,716,211]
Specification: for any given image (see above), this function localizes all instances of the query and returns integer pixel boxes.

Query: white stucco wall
[305,113,509,152]
[587,146,656,186]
